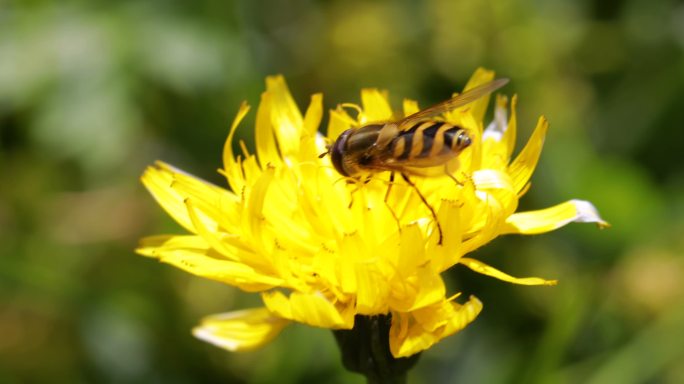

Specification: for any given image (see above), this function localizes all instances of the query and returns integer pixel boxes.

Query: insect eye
[331,130,353,177]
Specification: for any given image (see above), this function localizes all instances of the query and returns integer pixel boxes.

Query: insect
[324,78,509,245]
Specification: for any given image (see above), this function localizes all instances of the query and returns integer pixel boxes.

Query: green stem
[333,314,421,384]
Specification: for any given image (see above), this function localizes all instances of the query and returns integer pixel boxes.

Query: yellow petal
[408,266,446,311]
[337,231,364,294]
[327,107,356,142]
[137,236,283,291]
[395,224,427,276]
[504,95,518,159]
[482,94,516,169]
[222,102,251,191]
[136,234,209,257]
[192,308,289,352]
[389,296,482,358]
[412,295,481,334]
[388,262,446,314]
[355,262,392,314]
[457,110,484,171]
[303,93,324,138]
[462,67,496,123]
[461,190,507,255]
[472,169,518,216]
[481,94,518,162]
[170,170,241,232]
[459,257,557,286]
[402,99,419,117]
[361,88,393,123]
[502,199,610,235]
[141,162,230,235]
[242,165,275,251]
[507,116,549,194]
[266,75,303,157]
[427,200,463,271]
[255,91,281,168]
[262,290,355,329]
[184,198,256,265]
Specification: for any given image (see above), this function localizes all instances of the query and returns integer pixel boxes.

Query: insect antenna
[318,146,330,159]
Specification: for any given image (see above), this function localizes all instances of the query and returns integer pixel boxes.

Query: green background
[2,0,683,383]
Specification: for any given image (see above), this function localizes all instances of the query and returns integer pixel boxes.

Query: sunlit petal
[503,199,609,235]
[460,257,557,286]
[360,88,393,123]
[137,239,282,291]
[262,290,355,329]
[193,308,289,352]
[266,75,303,157]
[508,116,549,194]
[462,67,496,123]
[389,296,482,358]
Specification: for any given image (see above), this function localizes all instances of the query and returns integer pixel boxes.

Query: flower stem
[333,314,420,384]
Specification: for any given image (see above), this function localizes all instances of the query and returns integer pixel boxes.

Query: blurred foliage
[1,0,683,383]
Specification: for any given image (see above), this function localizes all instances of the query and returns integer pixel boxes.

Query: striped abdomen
[388,121,471,167]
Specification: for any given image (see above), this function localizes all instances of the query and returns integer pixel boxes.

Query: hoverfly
[323,78,509,245]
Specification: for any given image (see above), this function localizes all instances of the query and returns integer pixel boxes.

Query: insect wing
[398,78,509,127]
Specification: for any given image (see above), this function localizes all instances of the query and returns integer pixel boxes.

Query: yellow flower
[137,68,607,358]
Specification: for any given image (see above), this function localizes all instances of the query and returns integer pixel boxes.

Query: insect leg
[384,171,395,202]
[347,176,372,209]
[347,180,358,209]
[443,160,466,186]
[443,165,463,186]
[401,172,443,245]
[384,172,402,232]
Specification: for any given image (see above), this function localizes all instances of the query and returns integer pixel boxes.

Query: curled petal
[407,266,447,311]
[482,94,518,169]
[482,94,508,142]
[459,257,557,286]
[193,308,289,352]
[507,116,549,195]
[223,102,252,190]
[472,169,518,217]
[502,199,609,235]
[389,296,483,358]
[504,95,518,159]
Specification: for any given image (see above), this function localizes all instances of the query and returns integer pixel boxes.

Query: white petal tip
[192,327,240,351]
[571,199,610,228]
